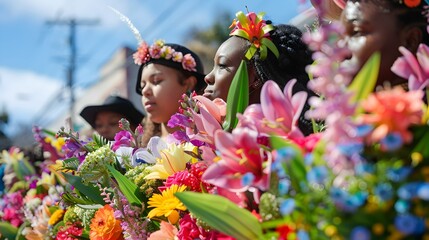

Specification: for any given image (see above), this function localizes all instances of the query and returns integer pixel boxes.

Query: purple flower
[374,183,393,201]
[417,183,429,200]
[171,130,190,143]
[387,167,412,182]
[394,214,425,235]
[62,138,86,162]
[167,113,192,129]
[350,226,371,240]
[380,133,403,151]
[112,130,134,151]
[398,182,421,200]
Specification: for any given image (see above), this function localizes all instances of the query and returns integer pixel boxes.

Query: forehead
[216,37,247,60]
[96,111,124,120]
[343,0,397,26]
[141,63,179,78]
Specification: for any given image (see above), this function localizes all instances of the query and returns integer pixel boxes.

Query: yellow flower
[48,209,65,226]
[52,137,66,152]
[147,184,187,224]
[145,143,193,180]
[90,205,124,240]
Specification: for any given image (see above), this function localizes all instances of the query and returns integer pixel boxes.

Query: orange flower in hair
[404,0,421,7]
[230,11,279,60]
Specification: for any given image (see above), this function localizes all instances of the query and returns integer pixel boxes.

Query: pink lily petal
[202,161,249,192]
[193,95,222,123]
[398,46,423,81]
[261,80,293,126]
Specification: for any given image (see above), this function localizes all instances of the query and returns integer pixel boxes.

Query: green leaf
[176,192,263,240]
[222,60,249,131]
[0,222,17,240]
[348,52,380,105]
[270,136,307,190]
[106,165,145,206]
[62,172,105,205]
[61,157,80,171]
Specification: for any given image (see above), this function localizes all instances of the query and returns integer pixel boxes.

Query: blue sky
[0,0,311,137]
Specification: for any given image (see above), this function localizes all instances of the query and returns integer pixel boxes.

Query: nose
[204,69,214,85]
[142,84,152,97]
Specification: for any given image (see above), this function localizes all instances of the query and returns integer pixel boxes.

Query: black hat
[135,43,206,95]
[80,96,144,128]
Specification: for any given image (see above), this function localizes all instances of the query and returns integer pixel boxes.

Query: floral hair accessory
[230,11,279,61]
[133,40,197,72]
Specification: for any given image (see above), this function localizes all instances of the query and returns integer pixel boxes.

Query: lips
[203,90,214,99]
[144,101,156,111]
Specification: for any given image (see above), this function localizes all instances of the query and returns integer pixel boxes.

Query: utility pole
[46,18,99,130]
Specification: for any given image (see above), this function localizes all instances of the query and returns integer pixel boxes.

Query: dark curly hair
[251,24,314,92]
[250,24,315,135]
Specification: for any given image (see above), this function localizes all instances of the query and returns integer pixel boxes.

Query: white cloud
[0,67,63,135]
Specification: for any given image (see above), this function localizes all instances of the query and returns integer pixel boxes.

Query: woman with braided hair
[203,14,315,135]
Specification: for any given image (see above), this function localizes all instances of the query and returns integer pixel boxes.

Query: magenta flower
[391,44,429,91]
[112,130,134,151]
[202,127,269,192]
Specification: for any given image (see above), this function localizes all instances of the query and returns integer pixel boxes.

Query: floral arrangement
[2,4,429,240]
[133,39,197,72]
[230,11,279,60]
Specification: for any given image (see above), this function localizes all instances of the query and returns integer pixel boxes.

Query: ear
[185,75,197,92]
[401,26,423,53]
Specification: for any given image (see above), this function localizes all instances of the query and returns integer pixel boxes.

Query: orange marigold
[89,205,124,240]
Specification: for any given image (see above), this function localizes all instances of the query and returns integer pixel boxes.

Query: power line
[45,18,99,130]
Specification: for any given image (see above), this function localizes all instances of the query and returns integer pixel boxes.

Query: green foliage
[0,222,17,240]
[223,60,249,131]
[348,52,380,107]
[62,172,105,205]
[176,192,263,240]
[106,165,146,206]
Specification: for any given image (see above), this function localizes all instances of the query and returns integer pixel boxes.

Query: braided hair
[251,24,315,136]
[251,24,314,94]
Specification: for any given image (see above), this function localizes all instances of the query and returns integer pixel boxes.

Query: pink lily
[193,96,226,123]
[391,44,429,91]
[202,127,270,193]
[187,96,225,147]
[239,80,308,138]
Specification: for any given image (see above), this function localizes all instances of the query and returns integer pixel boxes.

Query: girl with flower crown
[133,40,207,147]
[339,0,429,89]
[203,12,315,135]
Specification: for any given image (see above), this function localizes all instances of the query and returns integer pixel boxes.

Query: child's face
[140,63,188,124]
[94,111,123,140]
[203,37,246,101]
[342,0,405,85]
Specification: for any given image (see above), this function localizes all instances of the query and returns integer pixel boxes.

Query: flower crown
[133,40,197,72]
[229,11,279,61]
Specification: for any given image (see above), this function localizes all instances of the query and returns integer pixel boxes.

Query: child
[80,95,144,140]
[133,40,206,146]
